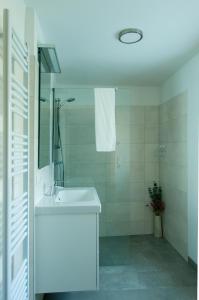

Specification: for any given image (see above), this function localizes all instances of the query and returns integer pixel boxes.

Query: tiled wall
[39,87,51,167]
[36,88,54,203]
[59,102,159,236]
[159,92,187,259]
[0,27,3,298]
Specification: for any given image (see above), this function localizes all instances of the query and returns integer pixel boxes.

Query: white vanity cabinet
[35,188,101,293]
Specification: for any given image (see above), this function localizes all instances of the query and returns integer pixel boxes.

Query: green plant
[148,182,165,216]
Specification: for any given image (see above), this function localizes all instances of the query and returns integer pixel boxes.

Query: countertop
[35,187,101,215]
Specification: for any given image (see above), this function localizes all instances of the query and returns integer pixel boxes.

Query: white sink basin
[55,188,94,203]
[36,187,101,215]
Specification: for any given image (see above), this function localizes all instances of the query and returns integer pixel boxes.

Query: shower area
[53,87,188,259]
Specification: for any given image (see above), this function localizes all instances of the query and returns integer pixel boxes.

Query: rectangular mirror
[38,46,61,169]
[38,49,52,169]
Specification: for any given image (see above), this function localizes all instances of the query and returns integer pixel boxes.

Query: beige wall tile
[145,126,159,143]
[145,162,159,183]
[145,106,159,126]
[59,104,160,237]
[145,144,159,163]
[117,124,145,143]
[107,162,145,184]
[115,143,145,163]
[116,106,145,125]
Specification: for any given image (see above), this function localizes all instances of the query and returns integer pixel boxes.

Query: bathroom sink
[35,187,101,214]
[55,187,94,203]
[35,186,101,293]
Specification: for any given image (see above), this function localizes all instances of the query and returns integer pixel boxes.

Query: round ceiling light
[118,28,143,44]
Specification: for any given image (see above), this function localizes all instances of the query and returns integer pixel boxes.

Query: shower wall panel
[58,100,159,237]
[159,92,188,259]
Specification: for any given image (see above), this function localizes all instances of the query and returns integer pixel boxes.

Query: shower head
[55,97,76,109]
[66,97,75,103]
[40,97,47,102]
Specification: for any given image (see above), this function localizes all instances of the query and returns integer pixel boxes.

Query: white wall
[160,53,199,263]
[159,92,188,259]
[24,6,54,205]
[0,0,26,39]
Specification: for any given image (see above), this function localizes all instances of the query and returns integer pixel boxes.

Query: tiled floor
[44,235,197,300]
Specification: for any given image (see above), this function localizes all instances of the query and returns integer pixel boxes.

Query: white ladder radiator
[3,9,29,300]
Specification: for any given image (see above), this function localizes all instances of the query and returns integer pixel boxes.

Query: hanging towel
[94,88,116,152]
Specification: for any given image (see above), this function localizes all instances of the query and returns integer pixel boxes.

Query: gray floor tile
[165,287,197,300]
[106,287,197,300]
[106,289,168,300]
[44,235,197,300]
[100,266,142,290]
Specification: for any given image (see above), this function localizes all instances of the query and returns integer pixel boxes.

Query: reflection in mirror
[0,33,3,299]
[38,60,51,169]
[38,46,61,169]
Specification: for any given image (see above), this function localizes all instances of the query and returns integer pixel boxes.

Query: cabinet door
[36,213,98,293]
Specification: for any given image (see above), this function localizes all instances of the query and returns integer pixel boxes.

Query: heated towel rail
[3,9,29,300]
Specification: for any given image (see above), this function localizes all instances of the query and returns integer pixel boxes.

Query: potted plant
[148,182,165,238]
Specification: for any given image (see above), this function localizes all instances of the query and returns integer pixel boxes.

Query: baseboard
[188,257,197,270]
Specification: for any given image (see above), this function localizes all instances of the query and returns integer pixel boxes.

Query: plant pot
[154,215,162,238]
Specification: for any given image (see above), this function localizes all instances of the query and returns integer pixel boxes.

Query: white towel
[94,88,116,152]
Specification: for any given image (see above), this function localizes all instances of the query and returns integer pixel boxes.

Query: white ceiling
[25,0,199,86]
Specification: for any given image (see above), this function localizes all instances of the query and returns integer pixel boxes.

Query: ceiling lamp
[118,28,143,44]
